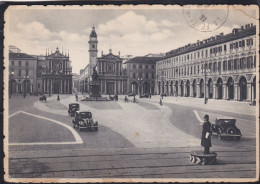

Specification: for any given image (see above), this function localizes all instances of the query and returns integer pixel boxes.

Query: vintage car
[211,118,242,140]
[128,93,136,97]
[68,103,80,117]
[140,93,149,98]
[72,111,98,131]
[39,95,46,102]
[161,93,168,97]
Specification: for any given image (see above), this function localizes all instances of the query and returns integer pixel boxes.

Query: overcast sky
[6,5,257,74]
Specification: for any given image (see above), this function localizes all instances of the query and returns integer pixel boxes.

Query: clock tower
[88,26,98,75]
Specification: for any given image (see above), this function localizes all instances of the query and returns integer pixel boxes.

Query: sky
[6,5,257,74]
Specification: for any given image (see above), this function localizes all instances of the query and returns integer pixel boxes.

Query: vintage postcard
[3,4,259,183]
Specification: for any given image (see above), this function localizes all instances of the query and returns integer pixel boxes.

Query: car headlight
[79,121,84,125]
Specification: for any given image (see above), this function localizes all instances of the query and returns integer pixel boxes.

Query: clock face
[53,61,62,72]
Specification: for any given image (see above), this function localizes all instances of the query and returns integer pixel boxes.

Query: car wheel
[227,127,236,134]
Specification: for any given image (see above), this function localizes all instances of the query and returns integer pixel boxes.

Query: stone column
[196,84,200,98]
[178,85,182,96]
[190,84,193,97]
[247,83,252,101]
[104,80,107,94]
[223,84,227,100]
[184,85,187,97]
[64,79,68,93]
[213,84,217,99]
[234,83,238,101]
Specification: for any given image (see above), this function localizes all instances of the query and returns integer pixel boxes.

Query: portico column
[64,79,67,94]
[196,84,200,98]
[213,84,217,99]
[223,84,227,100]
[247,83,252,101]
[190,84,193,97]
[184,85,187,97]
[178,85,182,96]
[43,79,46,93]
[234,83,238,101]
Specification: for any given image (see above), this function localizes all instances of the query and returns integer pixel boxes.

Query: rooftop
[9,52,35,59]
[125,56,163,64]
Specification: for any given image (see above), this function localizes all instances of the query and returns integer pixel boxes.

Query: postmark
[183,5,229,32]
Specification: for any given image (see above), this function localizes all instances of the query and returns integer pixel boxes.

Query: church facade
[41,47,73,94]
[79,26,127,95]
[97,49,128,95]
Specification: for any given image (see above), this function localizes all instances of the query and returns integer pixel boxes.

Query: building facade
[125,56,161,95]
[156,24,257,102]
[41,47,73,94]
[97,49,128,95]
[9,52,37,95]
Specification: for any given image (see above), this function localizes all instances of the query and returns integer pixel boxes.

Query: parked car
[211,118,242,140]
[72,111,98,131]
[140,93,149,98]
[128,93,136,97]
[39,95,46,102]
[68,103,80,117]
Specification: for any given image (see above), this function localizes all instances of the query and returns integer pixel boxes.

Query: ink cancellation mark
[183,6,229,32]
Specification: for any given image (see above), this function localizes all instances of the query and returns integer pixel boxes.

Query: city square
[4,5,258,182]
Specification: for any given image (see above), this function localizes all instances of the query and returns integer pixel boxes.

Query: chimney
[220,32,224,36]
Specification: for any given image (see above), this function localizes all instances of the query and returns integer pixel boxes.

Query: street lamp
[9,71,14,99]
[138,77,143,97]
[23,75,29,98]
[201,65,211,104]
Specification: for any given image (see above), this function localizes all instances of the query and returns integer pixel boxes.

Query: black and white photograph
[3,4,259,182]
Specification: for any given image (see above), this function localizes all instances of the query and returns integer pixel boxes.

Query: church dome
[90,27,97,37]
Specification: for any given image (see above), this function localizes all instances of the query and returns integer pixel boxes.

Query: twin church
[80,27,128,95]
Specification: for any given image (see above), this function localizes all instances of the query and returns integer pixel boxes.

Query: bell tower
[88,26,98,75]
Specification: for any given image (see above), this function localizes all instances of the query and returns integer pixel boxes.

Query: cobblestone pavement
[6,94,257,181]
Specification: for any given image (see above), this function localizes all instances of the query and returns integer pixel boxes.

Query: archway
[143,82,150,94]
[10,79,16,94]
[180,80,184,97]
[227,77,234,100]
[158,82,161,95]
[131,82,138,94]
[252,77,256,101]
[186,80,190,97]
[175,81,178,96]
[192,79,197,97]
[217,78,223,99]
[170,81,173,96]
[208,78,213,99]
[200,79,204,98]
[166,81,169,95]
[23,79,31,94]
[239,76,247,101]
[162,81,165,94]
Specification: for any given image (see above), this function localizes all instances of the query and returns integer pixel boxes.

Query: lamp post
[23,75,29,98]
[201,65,211,104]
[9,71,14,99]
[138,77,143,97]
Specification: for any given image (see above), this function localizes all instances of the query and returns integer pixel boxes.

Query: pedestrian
[149,93,151,99]
[75,94,78,101]
[133,96,136,103]
[57,95,60,101]
[23,93,26,98]
[161,94,164,99]
[160,97,163,106]
[124,96,128,103]
[201,114,212,154]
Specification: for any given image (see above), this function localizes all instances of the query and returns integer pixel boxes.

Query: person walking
[75,94,78,101]
[201,114,212,154]
[149,93,151,99]
[133,95,136,103]
[57,95,60,101]
[124,96,128,103]
[160,97,163,106]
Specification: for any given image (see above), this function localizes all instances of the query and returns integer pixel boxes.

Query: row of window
[11,60,30,67]
[132,72,155,79]
[131,64,155,70]
[158,38,255,66]
[162,56,256,78]
[10,69,30,77]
